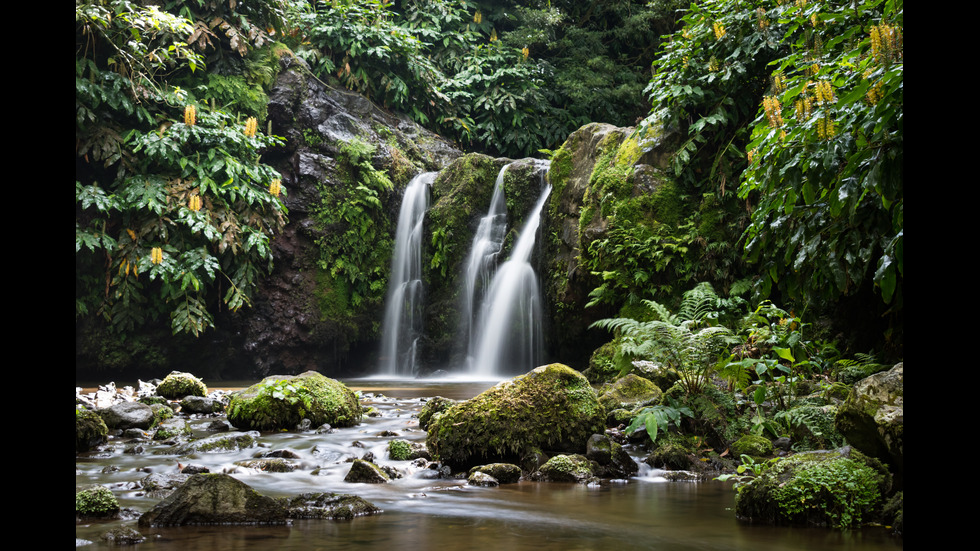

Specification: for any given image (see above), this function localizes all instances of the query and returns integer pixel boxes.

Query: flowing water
[378,172,435,377]
[462,164,511,365]
[470,184,550,377]
[76,379,902,551]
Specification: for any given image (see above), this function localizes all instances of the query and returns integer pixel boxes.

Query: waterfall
[462,164,510,364]
[378,172,435,377]
[470,182,552,377]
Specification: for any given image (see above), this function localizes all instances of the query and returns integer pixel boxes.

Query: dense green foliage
[76,0,289,336]
[740,0,903,312]
[639,0,903,323]
[295,0,683,157]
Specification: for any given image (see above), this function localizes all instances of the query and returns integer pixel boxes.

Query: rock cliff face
[237,59,463,377]
[542,121,680,369]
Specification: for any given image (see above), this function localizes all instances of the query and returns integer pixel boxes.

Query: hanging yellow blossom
[713,21,726,40]
[763,96,784,128]
[811,13,819,27]
[814,80,834,105]
[151,247,164,265]
[817,114,836,140]
[269,179,282,197]
[866,80,883,105]
[870,23,902,64]
[795,96,813,120]
[188,195,202,212]
[747,148,757,163]
[184,104,196,126]
[522,47,529,59]
[244,117,258,137]
[126,228,137,241]
[757,8,769,30]
[474,11,482,24]
[490,28,498,42]
[771,72,786,94]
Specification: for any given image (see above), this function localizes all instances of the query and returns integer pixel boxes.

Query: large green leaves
[739,0,903,310]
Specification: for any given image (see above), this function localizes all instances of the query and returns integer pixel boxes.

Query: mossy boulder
[76,485,119,518]
[76,408,108,453]
[387,439,412,461]
[468,463,522,484]
[734,448,890,529]
[138,474,288,526]
[731,434,774,459]
[596,374,662,413]
[835,362,903,484]
[417,396,455,430]
[344,459,390,483]
[279,493,381,520]
[227,371,361,431]
[157,371,208,399]
[535,454,597,483]
[426,364,606,468]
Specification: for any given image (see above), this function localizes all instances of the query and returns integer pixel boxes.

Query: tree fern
[591,283,740,393]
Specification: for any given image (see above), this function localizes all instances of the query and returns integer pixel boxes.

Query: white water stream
[378,172,435,377]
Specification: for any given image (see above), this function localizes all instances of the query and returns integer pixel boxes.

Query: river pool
[75,378,902,550]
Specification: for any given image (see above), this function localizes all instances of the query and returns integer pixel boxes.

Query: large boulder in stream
[733,447,891,529]
[835,362,903,486]
[139,474,288,526]
[227,371,361,431]
[426,363,606,469]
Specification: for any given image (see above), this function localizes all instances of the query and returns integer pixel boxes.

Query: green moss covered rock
[157,372,208,399]
[597,374,662,413]
[76,485,119,518]
[227,371,361,431]
[426,364,605,468]
[734,449,889,528]
[731,434,774,459]
[76,408,108,453]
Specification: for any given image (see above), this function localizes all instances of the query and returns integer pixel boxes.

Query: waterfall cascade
[462,164,510,364]
[470,174,551,377]
[378,160,551,378]
[378,172,435,376]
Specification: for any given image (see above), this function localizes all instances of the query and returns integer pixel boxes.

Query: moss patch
[227,371,361,431]
[426,364,606,468]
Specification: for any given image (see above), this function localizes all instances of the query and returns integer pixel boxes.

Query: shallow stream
[75,379,902,550]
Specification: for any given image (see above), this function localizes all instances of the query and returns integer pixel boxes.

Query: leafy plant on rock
[76,0,288,336]
[591,283,741,394]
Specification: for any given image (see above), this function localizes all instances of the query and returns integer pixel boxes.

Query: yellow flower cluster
[269,179,282,197]
[814,80,834,105]
[811,13,819,27]
[771,72,786,94]
[522,47,529,59]
[474,11,482,24]
[763,96,784,128]
[757,8,769,30]
[795,96,814,120]
[817,114,836,139]
[244,117,258,137]
[866,80,884,105]
[127,228,137,241]
[188,195,202,212]
[807,63,820,76]
[747,148,757,163]
[713,21,726,40]
[151,247,164,265]
[870,24,902,63]
[490,28,498,42]
[184,105,196,126]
